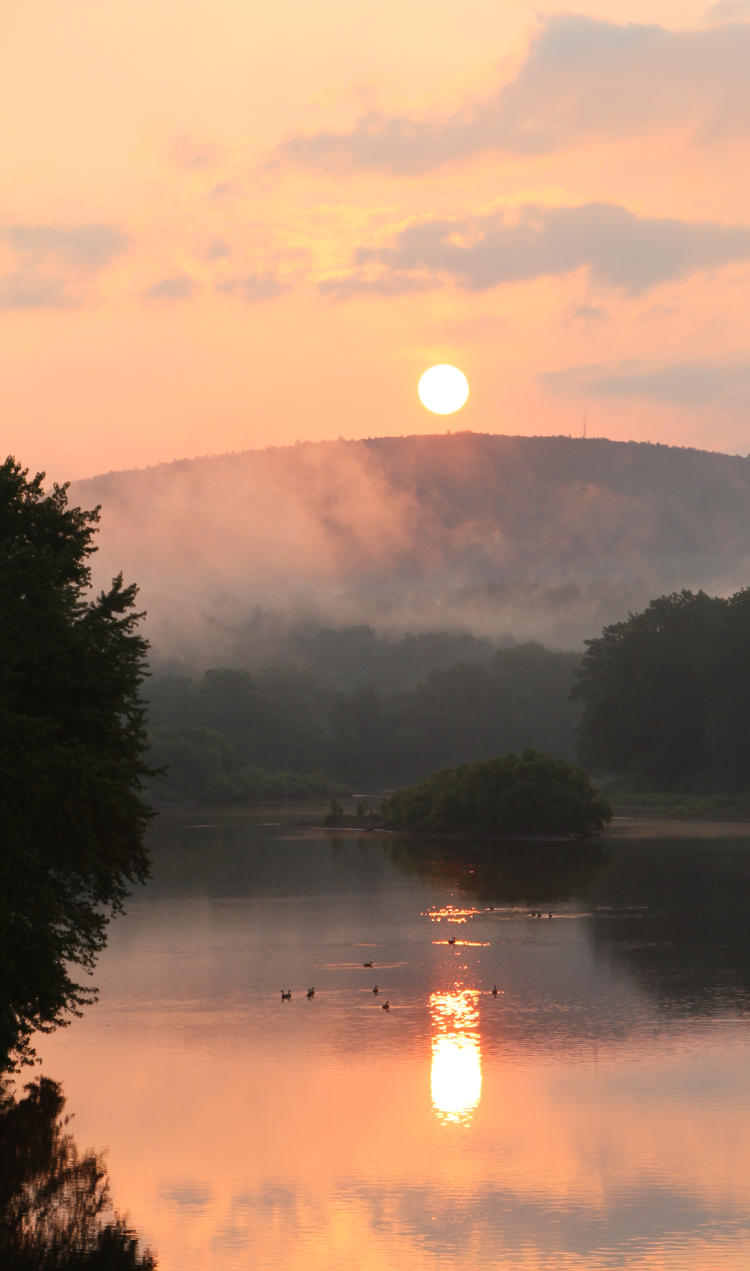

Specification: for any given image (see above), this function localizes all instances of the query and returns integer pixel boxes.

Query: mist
[70,432,750,670]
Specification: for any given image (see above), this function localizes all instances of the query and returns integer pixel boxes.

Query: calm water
[35,812,750,1271]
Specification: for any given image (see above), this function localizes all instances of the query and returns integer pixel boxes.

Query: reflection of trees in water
[386,833,750,1018]
[0,1077,155,1270]
[383,836,608,906]
[587,836,750,1015]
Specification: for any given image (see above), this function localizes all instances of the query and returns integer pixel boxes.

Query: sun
[418,364,470,415]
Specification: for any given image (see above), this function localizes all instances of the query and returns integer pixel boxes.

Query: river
[33,810,750,1270]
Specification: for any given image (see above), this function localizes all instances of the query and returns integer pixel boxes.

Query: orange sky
[4,0,750,481]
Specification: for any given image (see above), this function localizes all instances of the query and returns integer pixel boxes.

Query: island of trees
[381,751,612,837]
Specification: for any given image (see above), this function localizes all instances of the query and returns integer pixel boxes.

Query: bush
[382,750,611,836]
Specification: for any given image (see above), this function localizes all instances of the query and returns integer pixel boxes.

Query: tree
[0,458,153,1067]
[382,751,611,836]
[574,591,725,787]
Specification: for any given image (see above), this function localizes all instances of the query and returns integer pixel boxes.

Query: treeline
[575,587,750,790]
[146,642,580,801]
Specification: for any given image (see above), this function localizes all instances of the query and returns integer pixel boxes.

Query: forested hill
[71,433,750,660]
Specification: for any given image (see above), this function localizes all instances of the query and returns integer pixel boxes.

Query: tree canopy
[574,588,750,789]
[0,458,153,1067]
[146,643,580,798]
[382,751,612,837]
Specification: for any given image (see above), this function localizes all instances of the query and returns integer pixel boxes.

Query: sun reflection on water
[430,988,483,1127]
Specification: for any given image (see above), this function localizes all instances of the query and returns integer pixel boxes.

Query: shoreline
[150,802,750,841]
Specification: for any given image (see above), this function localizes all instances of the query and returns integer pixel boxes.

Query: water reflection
[386,834,608,907]
[430,988,482,1125]
[0,1076,155,1270]
[31,820,750,1271]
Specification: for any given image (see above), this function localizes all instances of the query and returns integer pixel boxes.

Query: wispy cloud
[342,202,750,295]
[541,357,750,411]
[167,131,221,170]
[279,15,750,171]
[144,274,197,301]
[0,222,128,310]
[218,272,286,301]
[1,223,127,269]
[568,302,609,326]
[704,0,750,21]
[319,270,434,299]
[0,273,77,311]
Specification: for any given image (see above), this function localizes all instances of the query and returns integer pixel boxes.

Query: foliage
[575,588,750,789]
[145,642,580,794]
[148,725,349,803]
[382,750,612,836]
[0,1077,156,1269]
[324,798,345,825]
[0,459,153,1067]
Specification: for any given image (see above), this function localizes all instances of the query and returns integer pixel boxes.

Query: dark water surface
[36,812,750,1270]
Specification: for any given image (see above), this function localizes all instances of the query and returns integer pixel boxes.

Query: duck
[372,984,379,994]
[382,1000,390,1010]
[363,960,374,968]
[306,987,315,998]
[448,936,456,945]
[281,989,292,1001]
[491,985,498,996]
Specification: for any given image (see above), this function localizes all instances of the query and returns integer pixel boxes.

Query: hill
[70,433,750,664]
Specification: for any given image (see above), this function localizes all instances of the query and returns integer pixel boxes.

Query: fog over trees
[71,434,750,663]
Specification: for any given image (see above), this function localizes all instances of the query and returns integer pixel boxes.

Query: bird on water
[281,990,292,1000]
[382,1000,390,1010]
[363,960,374,968]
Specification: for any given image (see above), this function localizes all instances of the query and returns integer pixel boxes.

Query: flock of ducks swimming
[279,950,511,1008]
[280,909,556,1004]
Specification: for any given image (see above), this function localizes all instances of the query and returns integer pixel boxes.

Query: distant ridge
[71,433,750,660]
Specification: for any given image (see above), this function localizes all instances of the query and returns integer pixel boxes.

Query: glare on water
[430,989,482,1125]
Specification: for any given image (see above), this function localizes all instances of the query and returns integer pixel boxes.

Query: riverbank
[150,800,750,842]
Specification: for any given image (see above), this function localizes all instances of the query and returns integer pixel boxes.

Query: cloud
[167,131,220,170]
[204,238,230,260]
[540,357,750,411]
[0,273,78,311]
[704,0,750,20]
[278,15,750,171]
[218,272,286,301]
[1,223,127,269]
[347,202,750,295]
[568,302,609,325]
[319,270,434,298]
[144,274,197,301]
[0,221,128,310]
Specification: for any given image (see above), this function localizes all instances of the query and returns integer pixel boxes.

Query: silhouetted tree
[0,458,153,1066]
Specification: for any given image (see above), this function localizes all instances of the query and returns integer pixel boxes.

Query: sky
[4,0,750,481]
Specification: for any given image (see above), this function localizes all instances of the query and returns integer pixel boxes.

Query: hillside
[70,433,750,663]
